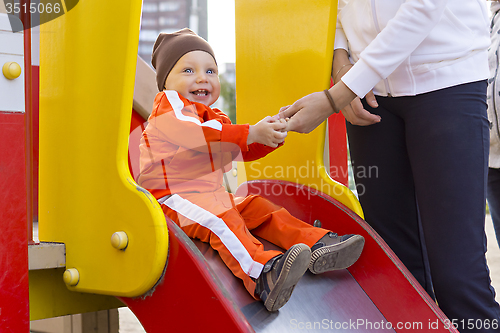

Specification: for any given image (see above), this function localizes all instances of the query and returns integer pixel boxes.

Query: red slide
[120,110,457,333]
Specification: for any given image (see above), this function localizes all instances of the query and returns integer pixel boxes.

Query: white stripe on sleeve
[202,119,223,131]
[164,91,222,131]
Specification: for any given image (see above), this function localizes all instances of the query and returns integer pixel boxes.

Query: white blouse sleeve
[341,0,448,98]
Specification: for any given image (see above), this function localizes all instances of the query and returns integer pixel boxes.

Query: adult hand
[279,91,333,133]
[331,48,380,126]
[340,91,381,126]
[279,80,364,133]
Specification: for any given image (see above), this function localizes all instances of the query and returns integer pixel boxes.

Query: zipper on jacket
[371,0,392,97]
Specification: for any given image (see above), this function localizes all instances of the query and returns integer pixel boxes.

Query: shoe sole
[264,243,311,312]
[309,235,365,274]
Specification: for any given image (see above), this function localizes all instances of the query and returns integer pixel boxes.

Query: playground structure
[0,1,460,332]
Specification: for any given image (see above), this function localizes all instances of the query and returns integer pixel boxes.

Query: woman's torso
[337,0,490,96]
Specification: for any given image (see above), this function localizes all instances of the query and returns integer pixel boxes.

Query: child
[138,28,364,312]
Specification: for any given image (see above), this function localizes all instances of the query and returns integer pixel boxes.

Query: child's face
[164,50,220,107]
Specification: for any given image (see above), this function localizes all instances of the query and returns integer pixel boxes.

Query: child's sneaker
[309,232,365,274]
[255,243,311,312]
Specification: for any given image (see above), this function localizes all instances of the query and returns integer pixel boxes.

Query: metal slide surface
[122,219,394,333]
[194,238,394,333]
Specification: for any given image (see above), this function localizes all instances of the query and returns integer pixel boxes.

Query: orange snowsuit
[138,91,328,296]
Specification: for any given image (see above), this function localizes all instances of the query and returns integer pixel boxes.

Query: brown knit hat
[151,28,216,92]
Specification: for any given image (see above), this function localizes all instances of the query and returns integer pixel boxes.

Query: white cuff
[340,58,382,98]
[334,29,348,51]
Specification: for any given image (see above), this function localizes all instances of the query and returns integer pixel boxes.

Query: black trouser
[347,81,500,331]
[488,167,500,249]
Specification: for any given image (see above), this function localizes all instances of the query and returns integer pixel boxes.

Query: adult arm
[282,0,448,133]
[331,49,380,126]
[342,0,448,98]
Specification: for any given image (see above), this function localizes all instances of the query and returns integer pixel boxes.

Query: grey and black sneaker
[309,232,365,274]
[255,243,311,312]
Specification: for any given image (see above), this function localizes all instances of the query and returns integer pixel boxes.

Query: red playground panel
[0,112,30,332]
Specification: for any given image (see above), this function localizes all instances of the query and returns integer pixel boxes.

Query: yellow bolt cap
[111,231,129,250]
[232,168,237,177]
[2,62,22,80]
[63,268,80,286]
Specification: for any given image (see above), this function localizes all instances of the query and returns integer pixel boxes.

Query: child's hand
[247,116,288,148]
[279,117,289,132]
[271,106,291,122]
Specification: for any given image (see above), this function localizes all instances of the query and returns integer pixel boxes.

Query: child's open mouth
[191,89,209,96]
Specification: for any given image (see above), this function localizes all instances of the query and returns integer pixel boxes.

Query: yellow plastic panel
[235,0,363,216]
[29,269,124,321]
[39,0,168,297]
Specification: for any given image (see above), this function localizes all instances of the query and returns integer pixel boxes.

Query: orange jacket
[138,91,279,199]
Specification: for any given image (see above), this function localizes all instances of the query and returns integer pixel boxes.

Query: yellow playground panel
[235,0,363,217]
[37,0,168,305]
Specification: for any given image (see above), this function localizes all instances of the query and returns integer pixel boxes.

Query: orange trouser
[160,187,328,298]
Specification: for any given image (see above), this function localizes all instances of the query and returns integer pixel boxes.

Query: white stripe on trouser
[162,194,264,279]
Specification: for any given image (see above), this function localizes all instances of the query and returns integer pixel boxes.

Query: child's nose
[196,73,208,82]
